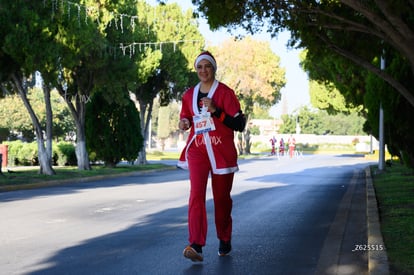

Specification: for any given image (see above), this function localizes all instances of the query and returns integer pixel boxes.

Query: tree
[0,88,75,141]
[41,0,162,170]
[192,0,414,166]
[132,2,204,164]
[298,25,414,164]
[157,106,171,151]
[279,114,297,135]
[0,93,34,141]
[211,36,286,154]
[0,0,65,175]
[252,105,273,119]
[1,0,100,173]
[364,53,414,166]
[300,50,368,112]
[86,90,143,167]
[308,80,363,115]
[192,0,414,107]
[279,106,365,135]
[51,0,136,170]
[1,0,151,172]
[150,99,181,148]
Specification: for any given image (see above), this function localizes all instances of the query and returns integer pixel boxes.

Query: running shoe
[218,240,231,256]
[183,244,203,262]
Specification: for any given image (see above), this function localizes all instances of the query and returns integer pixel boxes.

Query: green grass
[146,150,180,160]
[372,162,414,275]
[0,150,180,187]
[0,163,169,187]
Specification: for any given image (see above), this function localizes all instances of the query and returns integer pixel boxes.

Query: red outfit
[288,136,296,158]
[178,80,240,246]
[269,137,276,155]
[279,139,285,155]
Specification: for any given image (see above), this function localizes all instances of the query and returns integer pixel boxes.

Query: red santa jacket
[177,80,240,174]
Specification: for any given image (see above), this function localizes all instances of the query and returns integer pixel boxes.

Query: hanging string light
[42,0,204,57]
[43,0,189,37]
[118,40,203,57]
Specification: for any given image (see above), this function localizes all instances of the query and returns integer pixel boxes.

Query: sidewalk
[315,167,389,275]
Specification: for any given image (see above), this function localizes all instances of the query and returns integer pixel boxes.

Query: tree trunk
[137,150,146,165]
[237,132,244,155]
[137,101,147,165]
[38,143,55,175]
[12,73,55,175]
[136,98,154,165]
[74,104,91,170]
[44,85,54,167]
[244,129,252,154]
[75,140,90,170]
[56,84,91,170]
[241,114,252,155]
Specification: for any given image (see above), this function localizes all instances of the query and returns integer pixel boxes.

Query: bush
[3,141,77,167]
[150,150,165,156]
[4,140,23,165]
[4,140,38,166]
[19,142,38,165]
[250,141,271,154]
[55,142,77,166]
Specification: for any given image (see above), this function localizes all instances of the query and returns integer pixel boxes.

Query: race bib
[194,113,216,135]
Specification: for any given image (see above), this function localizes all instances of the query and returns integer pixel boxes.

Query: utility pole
[378,103,385,170]
[378,54,386,171]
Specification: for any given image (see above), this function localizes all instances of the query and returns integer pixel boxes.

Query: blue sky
[153,0,310,117]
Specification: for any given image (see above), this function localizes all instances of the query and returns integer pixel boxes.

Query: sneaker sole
[218,251,231,257]
[183,246,203,262]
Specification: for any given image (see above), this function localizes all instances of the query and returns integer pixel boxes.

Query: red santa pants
[187,141,234,246]
[289,145,295,158]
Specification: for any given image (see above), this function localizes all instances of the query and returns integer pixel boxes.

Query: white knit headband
[194,54,217,72]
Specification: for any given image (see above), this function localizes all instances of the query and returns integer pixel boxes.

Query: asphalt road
[0,154,374,275]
